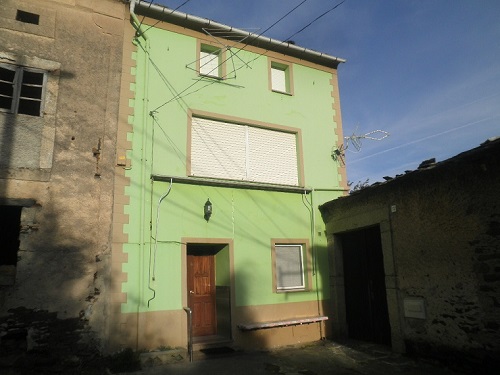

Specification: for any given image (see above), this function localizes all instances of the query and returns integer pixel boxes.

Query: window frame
[271,239,311,293]
[0,63,47,117]
[198,43,225,79]
[269,59,294,95]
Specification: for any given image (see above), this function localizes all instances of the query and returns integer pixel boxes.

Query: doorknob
[189,290,194,294]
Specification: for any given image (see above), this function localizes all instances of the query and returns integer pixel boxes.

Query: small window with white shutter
[270,61,293,95]
[199,44,222,78]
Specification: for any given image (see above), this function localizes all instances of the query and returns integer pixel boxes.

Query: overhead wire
[149,0,312,112]
[146,0,348,112]
[163,0,348,107]
[283,0,346,42]
[142,0,194,34]
[136,0,155,32]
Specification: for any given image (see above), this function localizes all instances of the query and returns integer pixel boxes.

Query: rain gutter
[151,175,312,194]
[133,0,345,68]
[129,0,148,40]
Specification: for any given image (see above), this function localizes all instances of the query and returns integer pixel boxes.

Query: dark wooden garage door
[341,225,391,346]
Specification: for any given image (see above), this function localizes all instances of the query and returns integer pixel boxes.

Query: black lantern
[204,199,212,221]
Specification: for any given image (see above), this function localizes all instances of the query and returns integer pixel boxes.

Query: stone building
[0,0,125,357]
[320,137,500,370]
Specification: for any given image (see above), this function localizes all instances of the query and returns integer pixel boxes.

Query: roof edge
[133,0,346,68]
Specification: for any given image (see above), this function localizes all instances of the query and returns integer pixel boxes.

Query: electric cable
[145,0,347,111]
[142,0,194,34]
[149,0,310,111]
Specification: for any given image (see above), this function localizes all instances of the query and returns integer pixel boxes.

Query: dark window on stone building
[16,10,40,25]
[0,205,22,285]
[0,64,46,116]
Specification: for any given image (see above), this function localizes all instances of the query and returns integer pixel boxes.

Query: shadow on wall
[0,199,110,371]
[232,247,330,350]
[0,68,115,362]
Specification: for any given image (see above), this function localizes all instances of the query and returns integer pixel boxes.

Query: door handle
[189,290,194,294]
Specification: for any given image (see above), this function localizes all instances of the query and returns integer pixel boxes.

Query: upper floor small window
[199,45,222,79]
[270,61,293,95]
[0,64,46,117]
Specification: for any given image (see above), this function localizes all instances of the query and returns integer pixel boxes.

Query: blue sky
[150,0,500,184]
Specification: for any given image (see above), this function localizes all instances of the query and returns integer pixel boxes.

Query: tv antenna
[185,27,260,79]
[331,128,389,165]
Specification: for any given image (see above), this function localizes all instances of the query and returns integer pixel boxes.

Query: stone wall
[0,0,125,357]
[320,138,500,370]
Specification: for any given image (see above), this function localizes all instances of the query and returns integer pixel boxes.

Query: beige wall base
[108,299,331,351]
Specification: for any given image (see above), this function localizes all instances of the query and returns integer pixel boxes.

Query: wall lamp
[204,199,212,221]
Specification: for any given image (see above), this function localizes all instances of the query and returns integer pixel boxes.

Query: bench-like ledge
[237,316,328,331]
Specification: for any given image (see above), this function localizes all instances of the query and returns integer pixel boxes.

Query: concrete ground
[125,339,465,375]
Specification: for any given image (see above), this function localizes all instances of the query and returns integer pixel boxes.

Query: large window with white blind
[190,117,299,186]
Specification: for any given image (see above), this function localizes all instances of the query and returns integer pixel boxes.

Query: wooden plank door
[187,254,216,337]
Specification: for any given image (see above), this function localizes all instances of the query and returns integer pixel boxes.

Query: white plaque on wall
[403,297,426,319]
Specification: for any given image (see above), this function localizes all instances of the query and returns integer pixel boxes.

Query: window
[270,61,292,94]
[0,205,22,286]
[272,243,309,291]
[199,45,222,78]
[16,10,40,25]
[0,64,46,116]
[190,117,299,186]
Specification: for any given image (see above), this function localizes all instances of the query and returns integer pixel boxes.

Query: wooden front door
[187,254,216,337]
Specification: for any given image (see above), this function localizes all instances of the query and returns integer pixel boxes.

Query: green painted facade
[122,25,345,317]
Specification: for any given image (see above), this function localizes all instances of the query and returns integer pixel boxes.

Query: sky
[149,0,500,185]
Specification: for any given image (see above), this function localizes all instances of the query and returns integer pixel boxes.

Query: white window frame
[0,63,46,117]
[270,61,293,95]
[272,241,310,292]
[199,44,222,79]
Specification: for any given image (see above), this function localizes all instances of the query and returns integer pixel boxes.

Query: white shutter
[276,245,304,290]
[271,67,286,92]
[191,117,299,186]
[247,127,298,185]
[191,117,246,180]
[200,51,219,77]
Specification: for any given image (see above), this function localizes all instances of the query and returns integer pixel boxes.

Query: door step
[192,335,234,351]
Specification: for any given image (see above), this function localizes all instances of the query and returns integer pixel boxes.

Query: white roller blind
[191,117,299,186]
[200,51,219,77]
[271,67,286,92]
[247,126,298,185]
[191,117,246,180]
[275,244,304,290]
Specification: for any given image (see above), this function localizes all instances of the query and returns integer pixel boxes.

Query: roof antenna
[185,27,260,79]
[331,127,389,165]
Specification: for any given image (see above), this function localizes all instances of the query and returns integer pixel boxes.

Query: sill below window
[199,73,223,80]
[276,288,309,293]
[271,89,292,96]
